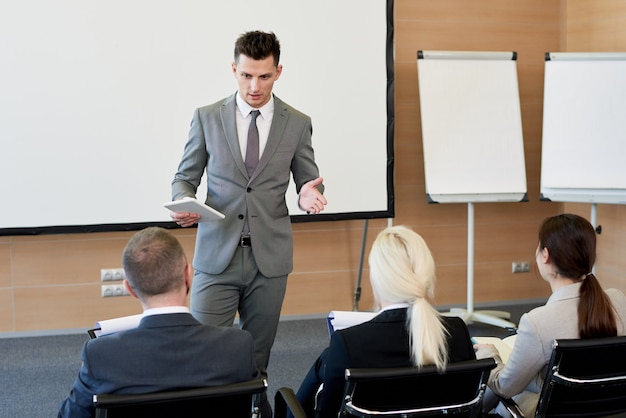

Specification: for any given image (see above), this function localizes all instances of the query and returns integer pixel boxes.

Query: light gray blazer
[477,282,626,413]
[172,94,321,277]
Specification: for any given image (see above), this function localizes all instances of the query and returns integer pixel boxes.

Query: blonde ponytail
[369,225,449,370]
[408,298,448,369]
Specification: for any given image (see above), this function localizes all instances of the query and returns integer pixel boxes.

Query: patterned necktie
[244,110,260,177]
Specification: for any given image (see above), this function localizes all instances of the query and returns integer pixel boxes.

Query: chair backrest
[535,336,626,418]
[93,378,268,418]
[339,358,496,418]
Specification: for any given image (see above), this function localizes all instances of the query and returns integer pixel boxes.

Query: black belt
[239,236,251,247]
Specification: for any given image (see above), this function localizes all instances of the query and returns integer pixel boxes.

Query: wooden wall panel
[397,0,560,24]
[14,285,138,331]
[0,238,10,288]
[292,224,371,273]
[11,230,198,287]
[12,232,132,287]
[284,271,375,315]
[0,237,14,332]
[0,288,13,332]
[563,0,626,51]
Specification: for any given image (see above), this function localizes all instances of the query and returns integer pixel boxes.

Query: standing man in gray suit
[170,30,327,378]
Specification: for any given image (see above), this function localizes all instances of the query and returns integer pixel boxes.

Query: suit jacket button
[238,214,244,219]
[247,187,252,192]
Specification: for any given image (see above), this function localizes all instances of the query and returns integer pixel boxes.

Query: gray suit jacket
[57,313,258,418]
[172,94,321,277]
[478,283,626,415]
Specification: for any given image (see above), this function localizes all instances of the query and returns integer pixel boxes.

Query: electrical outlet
[101,284,130,297]
[512,261,530,273]
[100,269,113,281]
[101,268,126,281]
[112,268,125,281]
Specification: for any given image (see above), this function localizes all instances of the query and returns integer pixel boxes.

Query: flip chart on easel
[417,50,527,204]
[541,52,626,205]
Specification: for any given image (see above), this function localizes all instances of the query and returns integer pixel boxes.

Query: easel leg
[353,219,369,311]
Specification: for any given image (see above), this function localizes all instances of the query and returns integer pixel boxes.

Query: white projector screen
[417,51,527,204]
[541,52,626,204]
[0,0,394,235]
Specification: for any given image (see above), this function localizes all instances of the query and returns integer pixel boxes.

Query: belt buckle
[240,236,251,247]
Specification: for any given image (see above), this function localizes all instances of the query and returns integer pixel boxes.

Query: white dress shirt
[235,93,274,161]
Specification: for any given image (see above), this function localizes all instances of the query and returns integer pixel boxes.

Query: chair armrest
[497,396,525,418]
[274,387,307,418]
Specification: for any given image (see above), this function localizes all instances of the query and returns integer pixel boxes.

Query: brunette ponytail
[578,272,617,338]
[539,214,618,339]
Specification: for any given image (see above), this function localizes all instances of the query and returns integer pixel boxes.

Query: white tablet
[163,198,225,222]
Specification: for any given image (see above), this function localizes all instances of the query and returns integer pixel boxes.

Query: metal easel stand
[353,219,369,311]
[441,202,516,329]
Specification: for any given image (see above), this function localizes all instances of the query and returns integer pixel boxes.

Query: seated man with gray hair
[58,227,266,418]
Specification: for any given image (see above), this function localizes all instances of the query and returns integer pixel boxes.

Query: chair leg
[274,387,307,418]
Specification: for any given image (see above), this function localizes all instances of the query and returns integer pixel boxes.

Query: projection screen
[0,0,394,235]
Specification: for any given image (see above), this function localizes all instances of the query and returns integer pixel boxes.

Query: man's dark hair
[234,31,281,66]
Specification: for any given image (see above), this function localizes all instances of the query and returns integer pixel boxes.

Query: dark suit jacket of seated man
[57,227,265,418]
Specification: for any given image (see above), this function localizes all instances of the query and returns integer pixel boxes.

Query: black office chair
[93,378,268,418]
[275,358,496,418]
[498,336,626,418]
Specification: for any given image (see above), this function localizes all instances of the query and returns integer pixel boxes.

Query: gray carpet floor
[0,301,542,418]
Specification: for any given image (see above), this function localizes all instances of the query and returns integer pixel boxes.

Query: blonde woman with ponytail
[294,226,476,418]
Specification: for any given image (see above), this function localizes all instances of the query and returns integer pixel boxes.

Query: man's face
[232,54,282,108]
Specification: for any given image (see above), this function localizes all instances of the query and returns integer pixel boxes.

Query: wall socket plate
[512,261,530,273]
[101,284,130,297]
[101,268,126,281]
